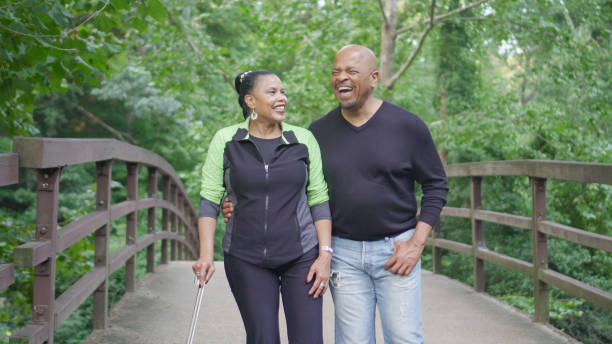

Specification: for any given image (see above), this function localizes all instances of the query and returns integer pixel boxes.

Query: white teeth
[338,86,352,91]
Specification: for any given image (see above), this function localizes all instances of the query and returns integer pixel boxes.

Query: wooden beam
[12,137,197,217]
[54,267,106,328]
[475,248,534,278]
[0,264,15,291]
[539,269,612,312]
[540,221,612,252]
[10,323,49,344]
[472,209,532,230]
[446,160,612,185]
[13,240,53,268]
[0,153,18,186]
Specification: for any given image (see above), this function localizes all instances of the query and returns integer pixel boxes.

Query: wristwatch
[319,245,333,254]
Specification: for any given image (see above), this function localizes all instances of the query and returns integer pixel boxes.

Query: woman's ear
[244,94,256,109]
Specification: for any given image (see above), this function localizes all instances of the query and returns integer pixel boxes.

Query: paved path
[85,261,577,344]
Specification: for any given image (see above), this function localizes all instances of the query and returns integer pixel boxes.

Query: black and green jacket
[199,118,330,266]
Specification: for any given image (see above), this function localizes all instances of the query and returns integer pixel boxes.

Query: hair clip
[240,71,252,83]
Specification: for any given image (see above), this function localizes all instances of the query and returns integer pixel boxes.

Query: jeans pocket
[329,271,340,288]
[391,228,415,244]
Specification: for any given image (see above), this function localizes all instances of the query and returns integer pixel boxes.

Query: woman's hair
[234,70,274,119]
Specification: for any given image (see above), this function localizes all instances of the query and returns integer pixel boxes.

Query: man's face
[331,49,376,110]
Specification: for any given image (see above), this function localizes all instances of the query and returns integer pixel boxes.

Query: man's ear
[370,70,379,88]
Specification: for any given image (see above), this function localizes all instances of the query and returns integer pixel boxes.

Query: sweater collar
[232,117,296,144]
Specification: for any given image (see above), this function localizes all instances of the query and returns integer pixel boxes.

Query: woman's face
[246,74,287,123]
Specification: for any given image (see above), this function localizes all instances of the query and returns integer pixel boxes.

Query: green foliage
[1,0,611,343]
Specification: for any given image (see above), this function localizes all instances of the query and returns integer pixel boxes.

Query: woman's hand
[192,257,215,287]
[306,251,332,299]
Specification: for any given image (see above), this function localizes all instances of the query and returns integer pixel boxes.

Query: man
[224,45,448,343]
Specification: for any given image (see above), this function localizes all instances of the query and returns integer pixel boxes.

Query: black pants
[224,247,323,344]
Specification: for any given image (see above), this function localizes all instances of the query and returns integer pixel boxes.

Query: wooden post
[531,177,549,323]
[171,184,178,261]
[94,160,113,329]
[470,176,485,292]
[161,176,170,264]
[189,207,197,259]
[177,193,184,260]
[147,167,157,273]
[125,163,138,292]
[30,168,61,343]
[432,222,442,274]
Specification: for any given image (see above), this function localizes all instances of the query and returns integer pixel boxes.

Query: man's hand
[221,197,234,223]
[384,222,432,275]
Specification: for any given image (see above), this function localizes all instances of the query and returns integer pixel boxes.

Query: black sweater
[309,101,448,241]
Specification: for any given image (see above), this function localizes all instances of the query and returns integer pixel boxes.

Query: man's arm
[385,116,448,275]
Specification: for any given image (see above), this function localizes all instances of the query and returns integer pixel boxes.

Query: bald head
[331,45,380,112]
[335,45,378,73]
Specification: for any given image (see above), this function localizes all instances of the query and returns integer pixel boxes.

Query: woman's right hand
[192,257,215,286]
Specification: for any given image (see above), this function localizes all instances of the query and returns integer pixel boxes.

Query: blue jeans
[329,229,423,344]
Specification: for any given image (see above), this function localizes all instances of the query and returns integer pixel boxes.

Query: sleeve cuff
[310,201,332,221]
[418,210,441,227]
[198,197,220,218]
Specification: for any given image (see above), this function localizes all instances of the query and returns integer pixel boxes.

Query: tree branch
[445,16,499,23]
[72,0,110,32]
[395,0,489,35]
[0,23,62,38]
[0,0,110,39]
[376,0,390,28]
[386,0,436,90]
[163,3,199,53]
[34,37,77,52]
[72,103,138,143]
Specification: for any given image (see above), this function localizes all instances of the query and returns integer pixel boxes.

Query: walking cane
[186,272,205,344]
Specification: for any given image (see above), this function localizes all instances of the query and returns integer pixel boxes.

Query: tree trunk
[379,0,397,93]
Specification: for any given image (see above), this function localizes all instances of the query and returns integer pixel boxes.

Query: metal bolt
[43,173,49,179]
[40,226,48,234]
[41,182,49,188]
[99,200,105,205]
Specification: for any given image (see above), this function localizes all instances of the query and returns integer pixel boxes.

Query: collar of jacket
[231,117,298,144]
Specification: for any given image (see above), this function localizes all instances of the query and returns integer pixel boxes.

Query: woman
[192,70,332,344]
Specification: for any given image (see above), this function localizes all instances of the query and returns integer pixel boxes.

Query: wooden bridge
[1,138,611,343]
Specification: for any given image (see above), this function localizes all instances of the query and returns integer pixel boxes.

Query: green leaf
[148,0,167,22]
[48,2,71,27]
[109,52,129,73]
[112,0,130,10]
[75,56,95,71]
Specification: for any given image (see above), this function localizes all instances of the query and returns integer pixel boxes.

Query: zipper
[247,139,271,262]
[263,163,270,261]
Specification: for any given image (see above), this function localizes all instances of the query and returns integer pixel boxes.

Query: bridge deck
[85,261,576,344]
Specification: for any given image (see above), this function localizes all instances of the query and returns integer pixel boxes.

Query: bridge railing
[429,160,612,323]
[0,138,199,344]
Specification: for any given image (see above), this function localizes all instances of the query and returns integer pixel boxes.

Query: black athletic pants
[224,247,323,344]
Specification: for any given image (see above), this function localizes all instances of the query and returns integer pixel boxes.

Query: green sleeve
[199,129,227,205]
[304,130,329,207]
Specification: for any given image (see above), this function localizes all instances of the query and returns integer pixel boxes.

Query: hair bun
[234,71,252,92]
